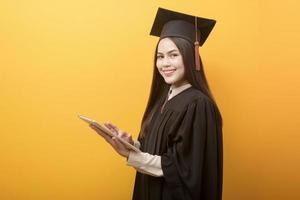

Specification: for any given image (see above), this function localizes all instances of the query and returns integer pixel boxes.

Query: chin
[163,78,179,85]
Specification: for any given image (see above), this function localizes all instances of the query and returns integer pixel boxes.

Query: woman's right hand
[89,121,134,158]
[103,122,134,145]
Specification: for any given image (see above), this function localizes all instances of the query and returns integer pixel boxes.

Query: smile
[162,69,176,77]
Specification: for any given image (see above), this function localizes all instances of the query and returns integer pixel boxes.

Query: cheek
[156,60,161,69]
[156,62,159,69]
[175,59,185,77]
[177,68,185,78]
[156,63,163,75]
[174,58,185,70]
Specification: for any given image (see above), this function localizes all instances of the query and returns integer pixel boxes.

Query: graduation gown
[132,87,223,200]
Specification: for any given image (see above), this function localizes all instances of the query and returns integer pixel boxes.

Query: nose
[161,57,171,68]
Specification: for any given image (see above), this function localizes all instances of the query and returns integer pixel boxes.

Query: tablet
[78,115,141,152]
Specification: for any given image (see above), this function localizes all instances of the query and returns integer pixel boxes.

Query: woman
[90,7,223,200]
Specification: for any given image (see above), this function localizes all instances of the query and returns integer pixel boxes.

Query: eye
[157,55,164,59]
[170,54,178,58]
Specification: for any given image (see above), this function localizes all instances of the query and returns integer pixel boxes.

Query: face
[156,37,187,87]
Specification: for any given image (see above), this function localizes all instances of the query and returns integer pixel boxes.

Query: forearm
[127,140,163,177]
[127,151,163,177]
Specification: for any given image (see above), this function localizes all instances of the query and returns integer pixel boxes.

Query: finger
[89,124,96,129]
[89,124,100,131]
[127,135,133,142]
[90,124,103,132]
[123,132,131,139]
[107,122,119,131]
[119,130,131,137]
[98,131,112,142]
[126,135,133,145]
[118,132,133,144]
[112,137,127,150]
[118,131,126,138]
[104,122,119,133]
[90,124,113,142]
[109,137,121,152]
[103,123,118,135]
[106,136,116,146]
[124,133,132,142]
[89,123,115,138]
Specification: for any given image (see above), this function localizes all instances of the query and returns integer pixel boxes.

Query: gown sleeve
[127,151,163,177]
[161,97,223,200]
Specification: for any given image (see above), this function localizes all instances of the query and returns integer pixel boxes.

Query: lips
[162,69,176,77]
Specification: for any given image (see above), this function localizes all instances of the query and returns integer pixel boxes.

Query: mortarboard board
[150,7,216,71]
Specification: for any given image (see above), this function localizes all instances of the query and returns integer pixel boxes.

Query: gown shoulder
[165,86,216,113]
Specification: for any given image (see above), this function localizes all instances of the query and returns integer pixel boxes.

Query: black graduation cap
[150,7,216,71]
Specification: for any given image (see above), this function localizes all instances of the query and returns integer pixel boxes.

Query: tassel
[194,41,203,71]
[194,17,203,71]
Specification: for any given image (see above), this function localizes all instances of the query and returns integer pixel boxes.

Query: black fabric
[150,7,216,46]
[132,87,223,200]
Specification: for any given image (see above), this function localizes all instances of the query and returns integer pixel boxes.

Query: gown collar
[168,82,192,101]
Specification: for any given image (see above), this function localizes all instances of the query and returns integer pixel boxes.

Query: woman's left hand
[89,122,131,158]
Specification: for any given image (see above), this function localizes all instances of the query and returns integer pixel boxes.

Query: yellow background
[1,0,299,199]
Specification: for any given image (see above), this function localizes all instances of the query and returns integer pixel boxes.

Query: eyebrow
[157,49,179,54]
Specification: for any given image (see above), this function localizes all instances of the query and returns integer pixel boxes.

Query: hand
[89,122,133,158]
[103,122,134,145]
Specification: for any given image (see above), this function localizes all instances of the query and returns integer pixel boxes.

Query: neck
[171,80,190,90]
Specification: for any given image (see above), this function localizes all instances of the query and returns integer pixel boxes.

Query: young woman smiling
[90,7,223,200]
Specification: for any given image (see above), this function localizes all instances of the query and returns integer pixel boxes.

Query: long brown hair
[139,37,222,139]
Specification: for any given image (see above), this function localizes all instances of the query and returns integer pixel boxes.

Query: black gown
[132,86,223,200]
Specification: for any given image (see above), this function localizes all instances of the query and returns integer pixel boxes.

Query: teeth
[163,69,176,72]
[163,69,175,76]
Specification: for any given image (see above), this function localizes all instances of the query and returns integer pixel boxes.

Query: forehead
[157,38,179,53]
